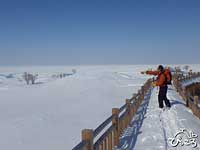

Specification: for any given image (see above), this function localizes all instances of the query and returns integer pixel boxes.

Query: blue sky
[0,0,200,65]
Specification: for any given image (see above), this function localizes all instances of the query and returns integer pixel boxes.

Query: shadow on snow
[118,89,152,150]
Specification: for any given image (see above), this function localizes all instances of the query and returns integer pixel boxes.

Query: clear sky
[0,0,200,65]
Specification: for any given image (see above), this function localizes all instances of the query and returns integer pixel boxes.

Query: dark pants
[158,86,171,108]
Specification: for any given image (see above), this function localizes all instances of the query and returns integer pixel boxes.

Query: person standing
[141,65,171,109]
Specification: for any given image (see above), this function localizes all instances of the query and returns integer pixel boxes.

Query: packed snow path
[119,86,200,150]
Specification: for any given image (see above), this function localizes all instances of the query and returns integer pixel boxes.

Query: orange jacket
[146,70,159,76]
[156,73,167,87]
[146,69,169,87]
[146,69,170,76]
[146,69,171,83]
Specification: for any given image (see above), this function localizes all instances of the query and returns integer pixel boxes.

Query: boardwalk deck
[118,86,200,150]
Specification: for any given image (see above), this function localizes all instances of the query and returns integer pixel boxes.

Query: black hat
[158,65,164,72]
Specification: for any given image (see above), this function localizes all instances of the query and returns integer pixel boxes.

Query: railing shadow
[118,90,152,150]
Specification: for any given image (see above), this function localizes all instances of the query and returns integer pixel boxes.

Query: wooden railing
[72,78,153,150]
[173,72,200,119]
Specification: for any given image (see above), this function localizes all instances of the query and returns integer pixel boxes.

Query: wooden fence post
[126,99,131,126]
[194,96,199,106]
[140,88,144,104]
[132,94,137,115]
[173,79,178,89]
[82,129,93,150]
[193,96,199,117]
[192,86,196,96]
[112,108,119,147]
[141,86,145,98]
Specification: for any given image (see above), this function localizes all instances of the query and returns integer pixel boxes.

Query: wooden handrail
[72,78,153,150]
[72,141,87,150]
[173,71,200,120]
[94,125,113,150]
[93,115,113,138]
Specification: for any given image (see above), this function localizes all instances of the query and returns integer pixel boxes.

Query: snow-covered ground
[0,65,150,150]
[0,65,199,150]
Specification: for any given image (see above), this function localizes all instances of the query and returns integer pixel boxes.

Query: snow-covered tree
[23,72,38,85]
